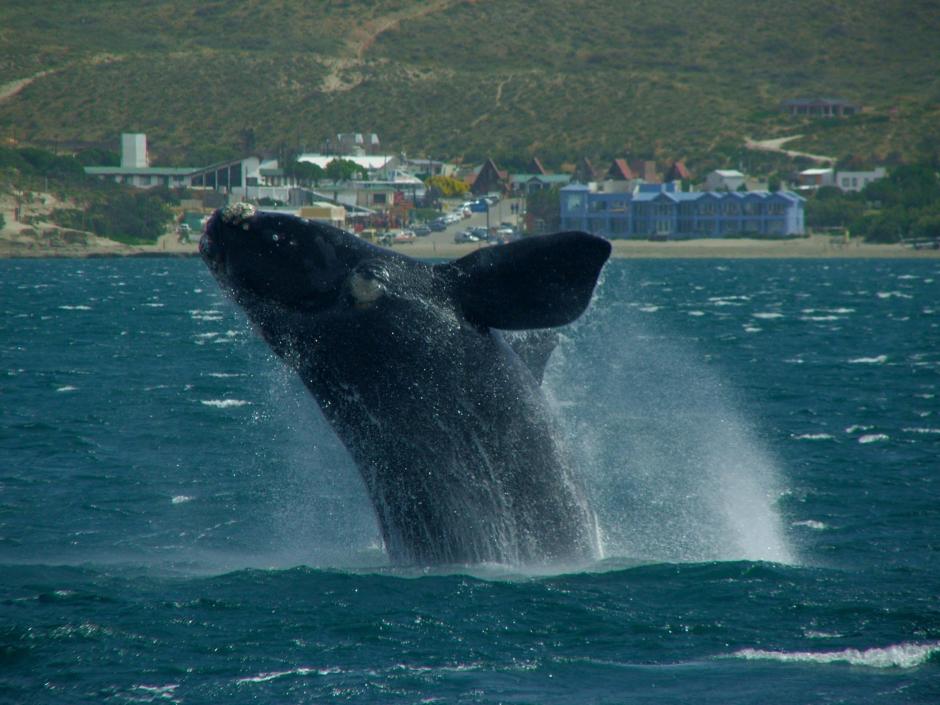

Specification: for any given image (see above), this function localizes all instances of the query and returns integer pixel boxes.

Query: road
[421,197,523,250]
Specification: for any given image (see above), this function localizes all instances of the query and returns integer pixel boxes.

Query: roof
[664,160,691,181]
[510,173,571,185]
[606,159,635,181]
[782,97,857,106]
[712,169,744,178]
[297,153,395,170]
[800,168,834,176]
[84,166,196,176]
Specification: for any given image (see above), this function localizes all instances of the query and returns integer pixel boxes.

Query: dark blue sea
[2,256,939,704]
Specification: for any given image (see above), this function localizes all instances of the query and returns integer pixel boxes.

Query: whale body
[200,203,611,565]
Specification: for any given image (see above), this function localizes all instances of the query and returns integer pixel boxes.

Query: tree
[325,158,367,182]
[425,175,468,198]
[285,160,325,186]
[526,187,561,233]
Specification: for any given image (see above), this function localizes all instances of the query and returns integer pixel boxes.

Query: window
[373,193,387,205]
[565,194,585,212]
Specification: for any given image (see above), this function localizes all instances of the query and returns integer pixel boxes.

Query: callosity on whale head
[200,204,612,566]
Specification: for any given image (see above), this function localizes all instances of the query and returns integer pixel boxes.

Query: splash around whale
[200,203,611,566]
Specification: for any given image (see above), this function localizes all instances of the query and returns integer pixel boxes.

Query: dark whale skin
[200,206,611,566]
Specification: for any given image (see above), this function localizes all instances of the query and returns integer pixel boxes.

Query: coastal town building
[796,167,887,193]
[835,167,887,192]
[508,173,572,195]
[469,158,508,195]
[322,132,382,156]
[560,181,805,239]
[704,169,746,192]
[797,168,836,190]
[782,98,860,117]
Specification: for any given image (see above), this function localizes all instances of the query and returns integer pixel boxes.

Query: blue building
[560,182,805,239]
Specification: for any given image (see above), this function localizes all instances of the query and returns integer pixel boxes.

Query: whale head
[199,203,404,316]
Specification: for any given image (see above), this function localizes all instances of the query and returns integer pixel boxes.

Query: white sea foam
[59,304,92,311]
[56,385,78,392]
[189,309,224,322]
[845,424,872,434]
[791,433,833,441]
[848,355,887,364]
[800,315,840,322]
[728,642,940,669]
[743,326,762,333]
[237,666,340,684]
[903,427,940,435]
[858,433,889,444]
[142,302,165,308]
[709,295,750,303]
[877,291,913,299]
[804,630,843,639]
[752,312,784,319]
[206,372,245,379]
[637,305,660,313]
[171,495,193,504]
[130,683,180,701]
[792,519,828,530]
[687,310,705,317]
[201,399,251,408]
[802,307,855,315]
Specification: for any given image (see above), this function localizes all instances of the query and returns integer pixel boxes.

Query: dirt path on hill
[320,1,459,92]
[745,135,835,164]
[0,70,55,104]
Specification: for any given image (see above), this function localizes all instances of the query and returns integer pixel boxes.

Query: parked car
[393,230,416,244]
[413,225,432,237]
[454,230,479,244]
[430,219,447,231]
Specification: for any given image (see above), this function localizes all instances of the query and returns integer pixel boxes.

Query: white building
[836,167,886,192]
[120,133,148,168]
[797,168,836,190]
[704,169,746,192]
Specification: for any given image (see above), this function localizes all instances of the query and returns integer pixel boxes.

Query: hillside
[1,0,939,170]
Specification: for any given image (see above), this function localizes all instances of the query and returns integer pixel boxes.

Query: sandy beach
[2,230,939,260]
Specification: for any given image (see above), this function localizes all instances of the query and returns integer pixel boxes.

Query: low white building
[705,169,746,192]
[836,167,886,192]
[797,168,836,190]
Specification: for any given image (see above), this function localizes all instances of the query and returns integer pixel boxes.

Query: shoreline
[1,233,938,261]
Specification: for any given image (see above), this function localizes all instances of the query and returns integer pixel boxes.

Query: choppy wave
[200,399,251,408]
[792,520,828,530]
[728,642,940,669]
[848,355,888,364]
[791,433,833,441]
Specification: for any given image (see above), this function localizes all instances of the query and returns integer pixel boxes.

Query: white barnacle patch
[221,202,257,225]
[349,271,385,307]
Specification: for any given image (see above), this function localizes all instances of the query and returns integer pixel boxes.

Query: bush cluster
[804,164,940,243]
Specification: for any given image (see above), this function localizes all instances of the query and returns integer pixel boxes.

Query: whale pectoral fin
[438,231,611,330]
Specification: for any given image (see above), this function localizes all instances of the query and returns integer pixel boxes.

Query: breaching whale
[200,203,611,565]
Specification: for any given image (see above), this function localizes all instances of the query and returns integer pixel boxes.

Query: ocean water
[1,256,938,704]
